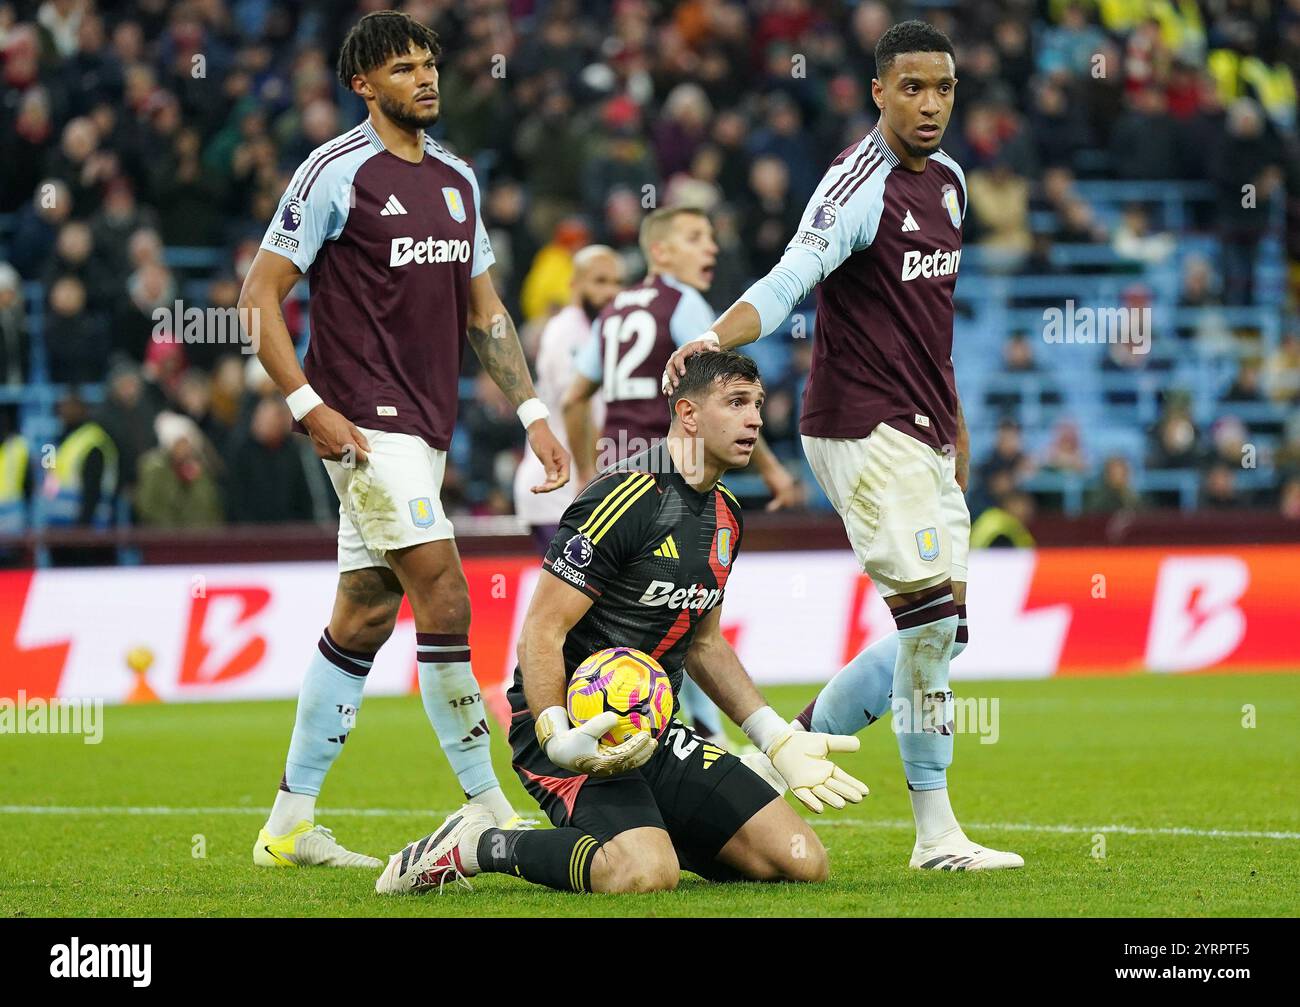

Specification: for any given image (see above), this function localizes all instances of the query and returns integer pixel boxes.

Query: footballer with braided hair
[241,10,569,869]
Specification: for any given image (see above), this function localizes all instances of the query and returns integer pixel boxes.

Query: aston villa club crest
[409,497,435,528]
[915,527,940,561]
[442,186,467,223]
[715,528,733,568]
[941,184,961,228]
[281,199,303,231]
[564,533,593,568]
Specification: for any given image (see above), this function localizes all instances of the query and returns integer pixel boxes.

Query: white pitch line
[821,818,1300,842]
[0,805,1297,841]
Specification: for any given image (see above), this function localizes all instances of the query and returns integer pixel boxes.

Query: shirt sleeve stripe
[588,478,656,544]
[299,137,371,199]
[578,473,652,537]
[825,149,869,203]
[717,483,741,509]
[832,151,883,206]
[837,154,885,205]
[291,127,363,196]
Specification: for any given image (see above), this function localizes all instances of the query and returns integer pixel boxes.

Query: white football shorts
[322,426,455,572]
[802,422,969,597]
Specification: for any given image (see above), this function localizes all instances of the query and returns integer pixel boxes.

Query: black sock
[477,827,600,892]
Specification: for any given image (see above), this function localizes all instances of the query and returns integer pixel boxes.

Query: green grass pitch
[2,673,1296,917]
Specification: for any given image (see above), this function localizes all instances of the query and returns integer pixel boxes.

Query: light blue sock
[678,673,723,737]
[284,630,373,796]
[799,634,967,736]
[416,633,499,799]
[892,612,958,792]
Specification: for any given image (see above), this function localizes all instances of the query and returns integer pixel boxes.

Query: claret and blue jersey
[741,123,968,451]
[260,120,495,451]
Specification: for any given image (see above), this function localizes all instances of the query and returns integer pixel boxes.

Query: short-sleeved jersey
[575,275,714,461]
[748,125,966,451]
[261,120,495,451]
[524,445,744,698]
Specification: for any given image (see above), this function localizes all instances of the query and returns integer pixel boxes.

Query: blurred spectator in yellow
[520,217,592,322]
[968,160,1032,256]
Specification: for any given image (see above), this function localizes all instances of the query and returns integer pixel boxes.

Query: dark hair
[670,350,762,415]
[874,20,955,80]
[337,11,441,90]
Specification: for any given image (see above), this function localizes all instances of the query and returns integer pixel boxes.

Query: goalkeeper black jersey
[517,445,744,698]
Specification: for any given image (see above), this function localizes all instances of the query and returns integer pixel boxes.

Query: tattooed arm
[467,271,570,492]
[466,271,537,408]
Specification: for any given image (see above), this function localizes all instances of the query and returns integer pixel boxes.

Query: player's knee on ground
[720,802,829,883]
[591,829,679,894]
[780,828,829,883]
[756,829,829,884]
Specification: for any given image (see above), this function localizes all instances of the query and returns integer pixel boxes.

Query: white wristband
[741,705,788,753]
[517,397,550,429]
[699,330,721,346]
[285,384,324,422]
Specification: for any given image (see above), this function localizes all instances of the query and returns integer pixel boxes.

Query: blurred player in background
[511,245,622,552]
[562,206,803,747]
[239,11,568,868]
[378,352,866,896]
[666,21,1021,870]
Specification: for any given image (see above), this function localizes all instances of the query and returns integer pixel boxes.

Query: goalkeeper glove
[741,707,869,814]
[535,707,656,777]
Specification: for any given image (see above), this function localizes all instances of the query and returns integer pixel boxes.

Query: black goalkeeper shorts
[508,686,777,879]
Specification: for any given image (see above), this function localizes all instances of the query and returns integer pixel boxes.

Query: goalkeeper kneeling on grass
[377,352,867,894]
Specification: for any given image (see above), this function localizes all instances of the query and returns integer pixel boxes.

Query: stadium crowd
[0,0,1297,533]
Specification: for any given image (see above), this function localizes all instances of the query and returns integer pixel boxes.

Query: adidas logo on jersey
[653,536,680,559]
[380,194,408,216]
[639,579,723,611]
[389,236,471,267]
[901,209,920,232]
[901,247,961,282]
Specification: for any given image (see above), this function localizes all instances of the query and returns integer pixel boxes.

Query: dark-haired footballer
[377,352,867,895]
[241,10,568,868]
[665,21,1022,870]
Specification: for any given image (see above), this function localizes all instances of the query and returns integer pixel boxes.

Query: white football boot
[375,804,495,895]
[910,831,1024,871]
[253,821,382,868]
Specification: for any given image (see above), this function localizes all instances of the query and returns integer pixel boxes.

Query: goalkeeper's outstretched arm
[684,608,869,814]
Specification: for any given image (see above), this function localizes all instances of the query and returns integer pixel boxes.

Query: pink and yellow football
[566,647,675,748]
